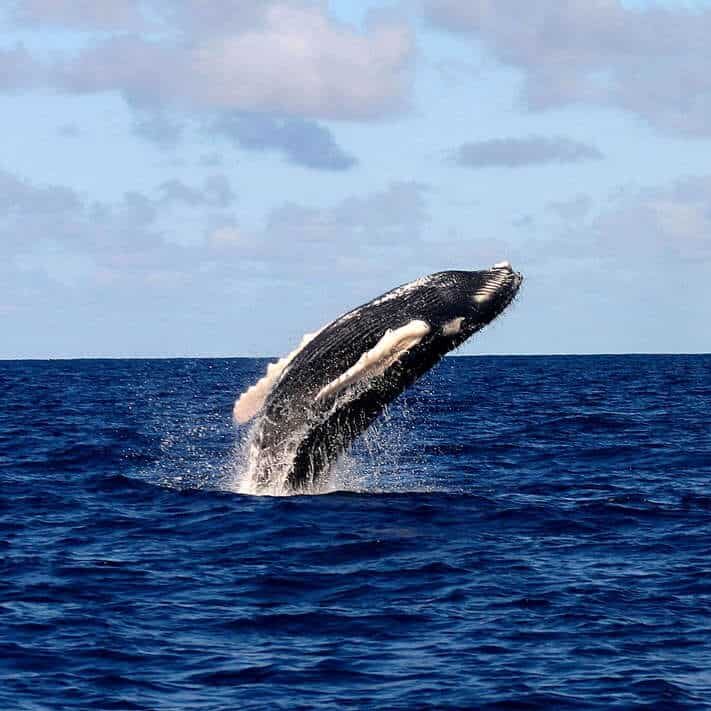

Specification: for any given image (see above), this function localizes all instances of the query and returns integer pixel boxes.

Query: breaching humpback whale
[235,262,522,493]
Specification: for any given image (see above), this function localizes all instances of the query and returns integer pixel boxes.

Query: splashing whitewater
[226,397,430,497]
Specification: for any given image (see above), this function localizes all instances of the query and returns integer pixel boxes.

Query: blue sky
[2,0,710,358]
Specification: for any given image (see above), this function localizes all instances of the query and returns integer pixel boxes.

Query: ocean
[1,354,710,709]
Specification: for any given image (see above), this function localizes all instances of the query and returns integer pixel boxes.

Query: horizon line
[1,351,710,363]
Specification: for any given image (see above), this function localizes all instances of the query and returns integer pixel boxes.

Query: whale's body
[235,263,522,493]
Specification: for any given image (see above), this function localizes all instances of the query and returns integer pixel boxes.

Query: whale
[234,262,523,493]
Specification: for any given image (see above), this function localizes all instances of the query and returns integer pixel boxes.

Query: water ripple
[1,355,710,709]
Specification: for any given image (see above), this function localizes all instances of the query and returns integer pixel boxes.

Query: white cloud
[3,1,413,121]
[593,176,711,261]
[185,5,412,118]
[0,169,436,292]
[425,0,711,137]
[534,176,711,265]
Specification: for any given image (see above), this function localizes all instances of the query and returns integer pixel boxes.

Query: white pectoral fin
[316,319,430,402]
[233,329,320,424]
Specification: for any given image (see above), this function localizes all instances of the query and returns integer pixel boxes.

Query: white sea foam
[228,395,434,497]
[230,392,346,496]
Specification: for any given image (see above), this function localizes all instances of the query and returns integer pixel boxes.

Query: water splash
[125,367,440,497]
[227,397,439,497]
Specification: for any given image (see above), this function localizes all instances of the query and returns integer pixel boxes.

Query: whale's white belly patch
[315,319,430,402]
[234,329,321,423]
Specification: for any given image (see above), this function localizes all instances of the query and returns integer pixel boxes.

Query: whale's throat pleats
[316,319,430,402]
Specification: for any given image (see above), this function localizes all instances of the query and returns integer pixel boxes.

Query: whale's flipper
[316,319,430,402]
[234,330,320,423]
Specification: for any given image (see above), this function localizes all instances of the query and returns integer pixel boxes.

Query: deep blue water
[1,355,710,709]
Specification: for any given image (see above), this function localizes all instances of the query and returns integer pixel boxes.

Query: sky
[2,0,710,358]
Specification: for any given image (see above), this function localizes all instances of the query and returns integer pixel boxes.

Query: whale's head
[423,261,523,343]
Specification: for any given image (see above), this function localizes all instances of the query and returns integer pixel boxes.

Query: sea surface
[1,355,710,709]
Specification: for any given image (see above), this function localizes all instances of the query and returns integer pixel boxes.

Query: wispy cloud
[132,112,184,149]
[593,176,711,262]
[426,0,711,137]
[157,176,235,208]
[546,194,593,221]
[11,0,145,30]
[212,114,356,172]
[451,136,602,168]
